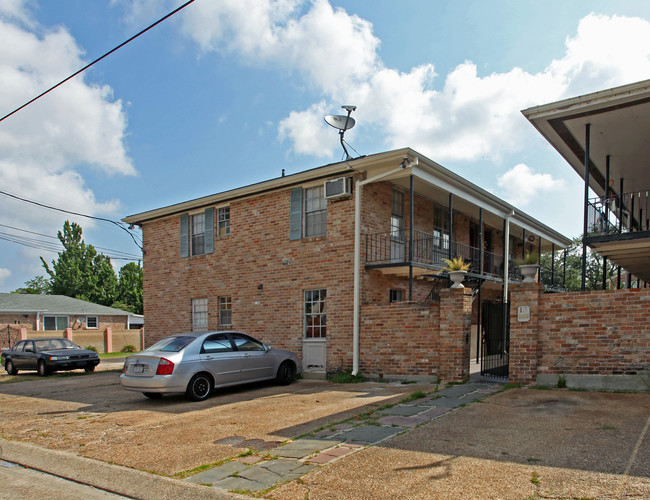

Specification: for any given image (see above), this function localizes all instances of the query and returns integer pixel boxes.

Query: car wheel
[276,361,295,386]
[143,392,163,399]
[5,360,18,375]
[84,366,96,374]
[186,373,212,401]
[37,360,50,377]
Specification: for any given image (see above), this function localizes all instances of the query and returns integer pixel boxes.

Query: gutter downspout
[503,211,514,303]
[352,161,415,376]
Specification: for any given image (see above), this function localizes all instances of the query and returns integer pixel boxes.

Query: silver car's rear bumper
[119,373,190,393]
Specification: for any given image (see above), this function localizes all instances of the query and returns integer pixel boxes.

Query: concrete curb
[0,439,244,500]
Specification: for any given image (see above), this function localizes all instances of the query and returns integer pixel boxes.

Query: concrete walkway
[184,382,501,493]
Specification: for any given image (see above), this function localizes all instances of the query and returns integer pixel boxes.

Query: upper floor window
[304,186,327,237]
[290,186,327,240]
[191,213,205,255]
[180,208,214,257]
[218,207,230,236]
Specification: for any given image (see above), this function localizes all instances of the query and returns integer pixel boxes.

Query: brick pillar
[509,282,543,385]
[438,287,473,382]
[64,327,73,341]
[105,327,113,354]
[20,328,27,340]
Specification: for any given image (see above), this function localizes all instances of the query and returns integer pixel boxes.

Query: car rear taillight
[156,357,174,375]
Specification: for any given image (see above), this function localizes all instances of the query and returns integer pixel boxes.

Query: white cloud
[0,268,11,286]
[497,163,564,207]
[0,4,133,237]
[118,3,650,164]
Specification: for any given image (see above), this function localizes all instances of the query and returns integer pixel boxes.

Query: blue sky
[1,0,650,292]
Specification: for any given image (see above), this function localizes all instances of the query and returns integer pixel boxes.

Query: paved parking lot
[0,367,649,499]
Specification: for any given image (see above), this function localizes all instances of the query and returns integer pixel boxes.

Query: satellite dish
[324,114,356,131]
[324,105,357,160]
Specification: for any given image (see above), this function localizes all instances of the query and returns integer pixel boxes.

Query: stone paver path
[185,381,502,494]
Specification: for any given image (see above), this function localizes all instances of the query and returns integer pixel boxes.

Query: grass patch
[330,371,366,384]
[532,385,552,390]
[400,390,427,404]
[174,459,230,479]
[99,352,135,359]
[502,382,521,390]
[530,471,540,485]
[400,380,417,385]
[526,457,541,463]
[557,375,567,388]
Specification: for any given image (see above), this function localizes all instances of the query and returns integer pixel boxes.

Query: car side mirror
[263,344,271,352]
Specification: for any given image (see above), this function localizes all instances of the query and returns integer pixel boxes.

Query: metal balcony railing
[588,190,650,237]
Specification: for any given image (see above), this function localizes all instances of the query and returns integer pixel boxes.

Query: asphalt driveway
[0,366,648,499]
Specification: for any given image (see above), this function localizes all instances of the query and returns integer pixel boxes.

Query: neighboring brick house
[124,148,570,380]
[0,293,140,333]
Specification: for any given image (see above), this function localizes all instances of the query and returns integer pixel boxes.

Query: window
[389,289,403,303]
[218,207,230,236]
[180,208,214,257]
[191,213,205,256]
[219,296,232,326]
[304,186,327,237]
[86,316,98,329]
[43,316,68,330]
[148,336,195,352]
[304,289,326,339]
[192,298,208,331]
[202,333,233,353]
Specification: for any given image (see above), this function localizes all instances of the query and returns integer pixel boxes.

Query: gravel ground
[0,369,648,499]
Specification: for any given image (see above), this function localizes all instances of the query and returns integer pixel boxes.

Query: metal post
[409,175,414,301]
[522,229,527,258]
[563,249,567,289]
[617,266,621,289]
[479,208,484,275]
[448,193,454,261]
[551,243,555,287]
[619,178,624,232]
[605,155,610,221]
[602,256,608,290]
[581,123,590,291]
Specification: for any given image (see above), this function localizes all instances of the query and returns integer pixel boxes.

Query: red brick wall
[509,285,650,384]
[438,288,473,382]
[359,301,441,377]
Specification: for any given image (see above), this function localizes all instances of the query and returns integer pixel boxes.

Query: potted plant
[517,252,539,283]
[443,257,470,288]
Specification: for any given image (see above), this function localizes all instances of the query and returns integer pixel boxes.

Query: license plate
[133,364,146,374]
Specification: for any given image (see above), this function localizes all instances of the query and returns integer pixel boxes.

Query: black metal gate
[1,325,21,350]
[480,301,510,378]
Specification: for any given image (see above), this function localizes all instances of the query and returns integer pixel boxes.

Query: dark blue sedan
[2,338,100,376]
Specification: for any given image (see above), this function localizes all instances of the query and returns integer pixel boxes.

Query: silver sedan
[120,331,302,401]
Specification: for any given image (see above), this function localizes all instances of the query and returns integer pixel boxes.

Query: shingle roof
[0,293,131,316]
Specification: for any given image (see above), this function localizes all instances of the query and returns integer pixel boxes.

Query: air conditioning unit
[324,177,352,199]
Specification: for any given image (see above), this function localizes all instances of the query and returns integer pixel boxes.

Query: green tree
[540,236,617,291]
[41,221,118,306]
[113,262,143,314]
[12,275,52,294]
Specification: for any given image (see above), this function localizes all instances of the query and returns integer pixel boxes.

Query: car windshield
[34,339,78,351]
[147,336,195,352]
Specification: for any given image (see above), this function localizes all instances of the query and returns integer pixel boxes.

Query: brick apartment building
[124,148,571,380]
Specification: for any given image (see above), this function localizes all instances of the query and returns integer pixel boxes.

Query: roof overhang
[522,79,650,280]
[522,79,650,198]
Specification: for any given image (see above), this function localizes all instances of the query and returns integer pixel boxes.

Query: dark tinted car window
[148,336,195,352]
[202,334,233,354]
[231,334,264,352]
[13,341,25,351]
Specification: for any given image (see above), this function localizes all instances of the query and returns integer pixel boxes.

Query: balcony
[365,229,505,280]
[586,190,650,281]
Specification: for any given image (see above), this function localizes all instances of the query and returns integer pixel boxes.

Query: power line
[0,223,141,259]
[0,0,197,122]
[0,189,143,250]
